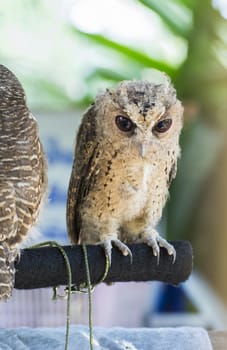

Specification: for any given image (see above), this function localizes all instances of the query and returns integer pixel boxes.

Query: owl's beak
[139,143,148,158]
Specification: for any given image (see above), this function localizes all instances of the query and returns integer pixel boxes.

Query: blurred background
[1,0,227,330]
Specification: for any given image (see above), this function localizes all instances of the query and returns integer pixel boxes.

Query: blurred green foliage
[1,0,227,240]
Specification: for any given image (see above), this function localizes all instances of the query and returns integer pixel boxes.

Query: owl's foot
[141,229,176,264]
[98,238,132,265]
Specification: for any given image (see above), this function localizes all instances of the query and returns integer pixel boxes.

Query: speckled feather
[67,78,183,263]
[0,65,47,299]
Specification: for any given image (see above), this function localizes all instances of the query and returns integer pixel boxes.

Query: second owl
[67,78,183,264]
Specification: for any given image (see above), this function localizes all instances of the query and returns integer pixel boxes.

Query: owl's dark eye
[115,115,135,133]
[153,118,172,133]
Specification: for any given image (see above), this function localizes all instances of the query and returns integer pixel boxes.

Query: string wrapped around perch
[15,240,193,289]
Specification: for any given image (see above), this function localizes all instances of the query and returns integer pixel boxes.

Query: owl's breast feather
[119,161,154,199]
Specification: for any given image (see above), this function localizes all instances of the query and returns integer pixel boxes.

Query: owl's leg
[80,217,132,265]
[140,228,176,264]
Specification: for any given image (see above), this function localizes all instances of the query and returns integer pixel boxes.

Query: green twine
[98,249,110,284]
[81,244,110,350]
[28,241,72,350]
[28,241,110,350]
[82,244,93,350]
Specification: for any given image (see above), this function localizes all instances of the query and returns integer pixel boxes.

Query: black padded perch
[15,241,193,289]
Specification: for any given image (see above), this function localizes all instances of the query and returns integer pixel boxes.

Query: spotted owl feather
[0,65,47,300]
[67,105,100,243]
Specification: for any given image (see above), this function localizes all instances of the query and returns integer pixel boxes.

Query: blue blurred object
[155,284,187,312]
[46,137,73,165]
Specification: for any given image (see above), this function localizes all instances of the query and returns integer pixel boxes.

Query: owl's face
[94,80,183,158]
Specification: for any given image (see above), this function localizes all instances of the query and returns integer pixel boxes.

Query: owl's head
[0,65,26,113]
[93,77,183,157]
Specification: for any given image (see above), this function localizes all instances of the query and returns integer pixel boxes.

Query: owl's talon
[156,251,160,265]
[101,240,113,265]
[142,230,176,264]
[157,236,176,263]
[113,239,132,262]
[99,239,132,265]
[170,248,176,264]
[143,237,160,263]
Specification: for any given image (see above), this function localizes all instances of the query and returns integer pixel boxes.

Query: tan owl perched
[0,65,47,300]
[67,78,183,265]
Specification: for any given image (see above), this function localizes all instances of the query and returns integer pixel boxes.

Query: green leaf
[23,77,76,111]
[86,68,132,82]
[72,28,177,78]
[172,0,196,9]
[137,0,192,38]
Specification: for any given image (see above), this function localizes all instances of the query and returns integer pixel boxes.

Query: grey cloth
[0,326,212,350]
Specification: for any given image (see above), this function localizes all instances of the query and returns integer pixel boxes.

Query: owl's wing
[0,182,17,242]
[0,182,18,299]
[67,105,99,243]
[168,161,177,187]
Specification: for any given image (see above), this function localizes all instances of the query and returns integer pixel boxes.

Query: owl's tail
[0,243,17,300]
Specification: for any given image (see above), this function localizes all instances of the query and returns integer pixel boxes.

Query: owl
[0,65,47,300]
[67,78,183,265]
